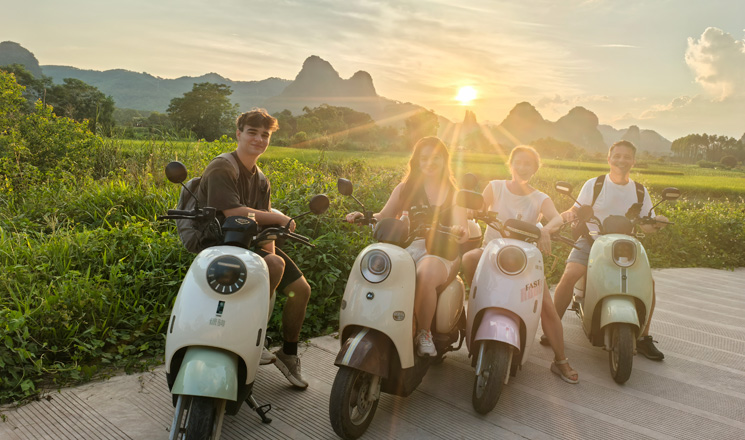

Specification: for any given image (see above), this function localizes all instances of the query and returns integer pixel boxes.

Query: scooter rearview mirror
[165,161,188,184]
[309,194,330,215]
[337,178,354,196]
[555,181,574,196]
[661,187,681,201]
[460,173,479,192]
[456,190,484,210]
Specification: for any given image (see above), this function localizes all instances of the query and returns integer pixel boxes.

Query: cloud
[685,27,745,99]
[594,44,638,48]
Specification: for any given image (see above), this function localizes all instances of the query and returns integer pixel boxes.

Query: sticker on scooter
[521,279,542,302]
[209,317,226,327]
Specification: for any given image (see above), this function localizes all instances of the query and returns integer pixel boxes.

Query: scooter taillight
[495,246,527,275]
[612,239,636,267]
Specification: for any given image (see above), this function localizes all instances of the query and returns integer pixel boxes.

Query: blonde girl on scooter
[461,145,579,383]
[345,136,468,357]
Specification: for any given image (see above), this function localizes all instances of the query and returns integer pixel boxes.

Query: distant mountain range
[1,40,671,153]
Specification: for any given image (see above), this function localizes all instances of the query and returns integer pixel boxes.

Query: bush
[720,155,738,169]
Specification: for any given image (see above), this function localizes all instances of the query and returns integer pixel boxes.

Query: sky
[3,0,744,140]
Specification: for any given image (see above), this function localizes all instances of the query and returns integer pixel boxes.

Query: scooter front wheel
[609,323,634,384]
[472,341,510,414]
[329,366,380,440]
[184,396,218,440]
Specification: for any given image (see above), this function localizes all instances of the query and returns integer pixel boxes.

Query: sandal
[551,358,579,384]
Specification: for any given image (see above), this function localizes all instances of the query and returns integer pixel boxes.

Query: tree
[0,64,52,111]
[167,82,238,141]
[45,78,115,136]
[404,109,439,148]
[531,137,584,159]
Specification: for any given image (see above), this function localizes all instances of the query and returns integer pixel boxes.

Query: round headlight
[206,256,247,294]
[360,250,391,283]
[496,246,527,275]
[612,239,636,267]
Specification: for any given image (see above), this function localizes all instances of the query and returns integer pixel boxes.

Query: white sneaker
[416,329,437,357]
[260,347,276,365]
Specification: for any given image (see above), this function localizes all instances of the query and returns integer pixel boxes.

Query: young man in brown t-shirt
[196,108,312,389]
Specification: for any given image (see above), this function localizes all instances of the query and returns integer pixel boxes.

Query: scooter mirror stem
[180,182,200,210]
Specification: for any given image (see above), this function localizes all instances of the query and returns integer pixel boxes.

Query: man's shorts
[256,247,304,293]
[567,237,592,266]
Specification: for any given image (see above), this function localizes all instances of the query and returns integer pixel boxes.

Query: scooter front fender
[335,327,391,378]
[600,296,640,330]
[473,309,521,351]
[171,347,238,401]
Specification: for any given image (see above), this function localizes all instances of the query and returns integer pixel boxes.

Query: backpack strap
[217,152,268,190]
[634,181,645,204]
[591,175,605,206]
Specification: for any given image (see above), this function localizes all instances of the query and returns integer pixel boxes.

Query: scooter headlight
[495,246,527,275]
[612,239,636,267]
[360,250,391,283]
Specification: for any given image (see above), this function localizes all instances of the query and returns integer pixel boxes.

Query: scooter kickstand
[246,394,273,424]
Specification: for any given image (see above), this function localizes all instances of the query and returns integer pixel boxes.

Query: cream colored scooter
[328,179,469,440]
[159,161,329,439]
[555,181,679,384]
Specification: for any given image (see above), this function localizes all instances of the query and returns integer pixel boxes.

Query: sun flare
[455,86,478,105]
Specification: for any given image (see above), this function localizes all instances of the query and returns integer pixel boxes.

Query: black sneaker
[637,335,664,361]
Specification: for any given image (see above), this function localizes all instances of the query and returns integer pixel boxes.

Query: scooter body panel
[334,327,392,378]
[581,234,653,342]
[472,309,521,350]
[467,238,544,365]
[600,296,640,329]
[165,246,270,386]
[435,276,466,334]
[171,347,239,400]
[340,243,418,369]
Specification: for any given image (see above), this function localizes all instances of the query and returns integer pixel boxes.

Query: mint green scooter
[555,182,679,384]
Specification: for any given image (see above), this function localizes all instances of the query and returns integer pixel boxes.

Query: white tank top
[483,180,549,246]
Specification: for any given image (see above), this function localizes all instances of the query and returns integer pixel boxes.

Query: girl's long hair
[399,136,458,212]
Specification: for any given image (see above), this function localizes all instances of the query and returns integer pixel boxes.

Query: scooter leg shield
[600,297,640,331]
[473,310,521,351]
[335,328,391,379]
[171,347,239,401]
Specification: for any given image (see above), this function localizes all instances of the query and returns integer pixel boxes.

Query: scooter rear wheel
[609,323,634,384]
[184,396,218,440]
[472,341,510,414]
[329,366,380,440]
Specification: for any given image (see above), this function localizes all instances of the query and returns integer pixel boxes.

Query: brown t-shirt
[196,151,271,223]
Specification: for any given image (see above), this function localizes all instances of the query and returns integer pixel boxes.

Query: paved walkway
[2,268,744,439]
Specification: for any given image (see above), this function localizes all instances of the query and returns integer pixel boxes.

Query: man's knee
[560,263,586,285]
[284,277,311,302]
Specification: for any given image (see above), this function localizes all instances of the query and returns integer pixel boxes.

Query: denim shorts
[567,237,592,266]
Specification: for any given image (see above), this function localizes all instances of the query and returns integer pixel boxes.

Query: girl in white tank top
[461,146,580,384]
[482,179,550,246]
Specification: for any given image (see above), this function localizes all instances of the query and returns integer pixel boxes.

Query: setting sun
[455,86,478,105]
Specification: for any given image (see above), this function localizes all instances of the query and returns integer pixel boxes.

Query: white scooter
[159,161,329,439]
[554,181,679,384]
[328,178,470,440]
[464,191,575,413]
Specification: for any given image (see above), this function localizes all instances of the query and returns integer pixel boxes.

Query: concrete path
[2,267,744,439]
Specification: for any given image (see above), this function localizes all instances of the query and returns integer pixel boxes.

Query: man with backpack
[194,108,313,389]
[545,140,669,360]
